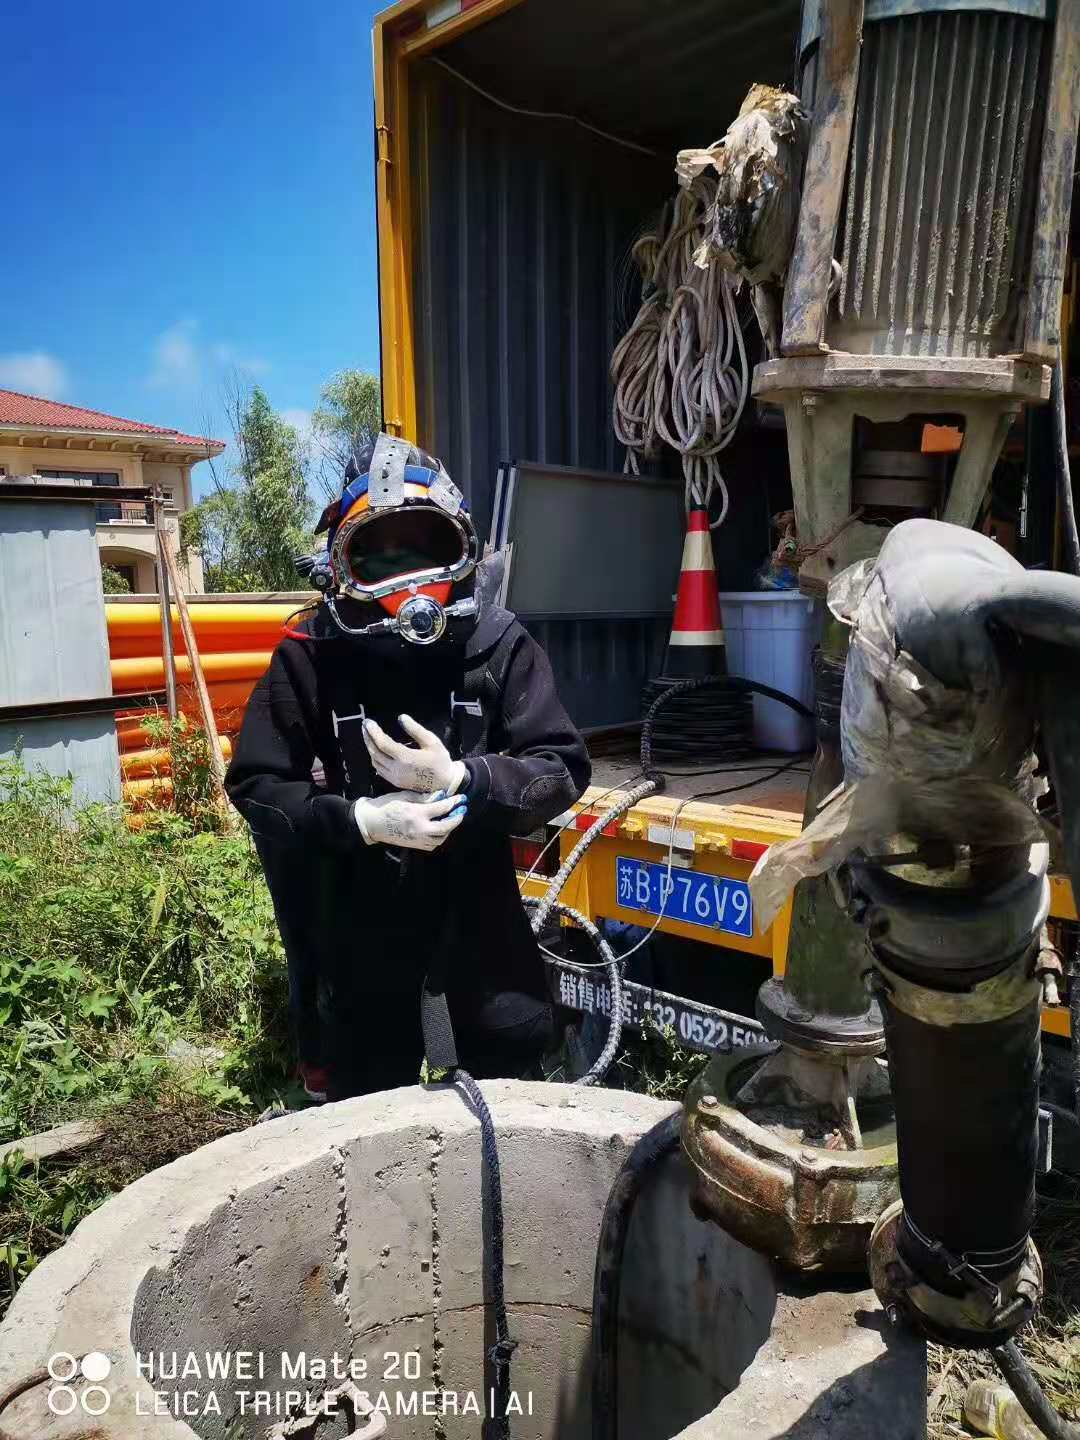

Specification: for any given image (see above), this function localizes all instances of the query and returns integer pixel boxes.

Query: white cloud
[149,320,201,388]
[280,407,312,436]
[210,342,269,375]
[0,351,69,399]
[149,322,270,391]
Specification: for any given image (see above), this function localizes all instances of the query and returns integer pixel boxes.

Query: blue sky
[3,0,385,495]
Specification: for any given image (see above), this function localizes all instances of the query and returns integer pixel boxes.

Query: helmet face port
[344,505,467,587]
[330,496,478,610]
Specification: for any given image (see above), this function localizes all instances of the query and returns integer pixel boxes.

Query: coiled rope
[611,183,750,530]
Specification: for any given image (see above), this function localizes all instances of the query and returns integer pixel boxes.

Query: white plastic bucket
[718,592,823,752]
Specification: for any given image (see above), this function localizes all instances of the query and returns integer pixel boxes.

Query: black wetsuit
[225,573,590,1098]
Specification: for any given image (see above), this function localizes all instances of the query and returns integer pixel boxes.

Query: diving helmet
[316,434,479,645]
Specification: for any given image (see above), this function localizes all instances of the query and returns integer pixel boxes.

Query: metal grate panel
[831,9,1050,357]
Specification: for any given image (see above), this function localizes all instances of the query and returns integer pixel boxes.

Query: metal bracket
[428,462,464,515]
[368,433,411,509]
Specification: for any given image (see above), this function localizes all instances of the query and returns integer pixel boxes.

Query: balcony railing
[96,500,167,525]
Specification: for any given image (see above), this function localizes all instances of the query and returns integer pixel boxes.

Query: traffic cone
[664,505,726,677]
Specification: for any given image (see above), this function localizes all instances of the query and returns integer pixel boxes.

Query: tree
[100,565,131,595]
[310,369,381,497]
[181,379,314,592]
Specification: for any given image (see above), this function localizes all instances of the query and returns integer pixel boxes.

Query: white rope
[611,181,750,530]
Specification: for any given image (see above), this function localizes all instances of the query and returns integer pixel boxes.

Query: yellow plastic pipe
[111,651,272,692]
[122,776,173,807]
[106,603,304,659]
[106,602,300,636]
[120,736,234,779]
[109,631,285,660]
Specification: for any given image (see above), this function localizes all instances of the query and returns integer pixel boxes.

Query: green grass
[0,756,296,1315]
[0,757,293,1144]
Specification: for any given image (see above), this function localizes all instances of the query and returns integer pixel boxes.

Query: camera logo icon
[47,1352,112,1417]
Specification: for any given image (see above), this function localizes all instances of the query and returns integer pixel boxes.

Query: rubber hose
[591,1113,683,1440]
[1052,359,1080,580]
[529,779,659,935]
[525,895,625,1087]
[993,1340,1080,1440]
[882,989,1041,1304]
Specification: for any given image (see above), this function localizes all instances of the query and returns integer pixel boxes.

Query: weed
[613,1011,708,1100]
[0,758,291,1144]
[142,711,223,829]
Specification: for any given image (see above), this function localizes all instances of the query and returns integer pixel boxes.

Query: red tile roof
[0,389,224,451]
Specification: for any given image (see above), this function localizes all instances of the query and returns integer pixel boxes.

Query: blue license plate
[615,856,754,938]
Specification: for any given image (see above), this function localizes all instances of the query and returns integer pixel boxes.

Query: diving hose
[589,1114,684,1440]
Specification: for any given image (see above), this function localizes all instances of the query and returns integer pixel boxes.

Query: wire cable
[429,57,658,158]
[521,772,646,888]
[611,186,750,529]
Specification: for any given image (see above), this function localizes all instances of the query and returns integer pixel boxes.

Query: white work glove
[353,791,467,852]
[363,715,467,797]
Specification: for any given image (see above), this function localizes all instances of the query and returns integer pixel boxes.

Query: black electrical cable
[659,760,813,778]
[639,675,813,779]
[689,752,812,803]
[993,1339,1080,1440]
[590,1113,683,1440]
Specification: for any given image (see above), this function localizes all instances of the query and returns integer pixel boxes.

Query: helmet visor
[341,506,469,589]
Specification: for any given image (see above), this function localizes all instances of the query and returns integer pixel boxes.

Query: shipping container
[372,0,799,733]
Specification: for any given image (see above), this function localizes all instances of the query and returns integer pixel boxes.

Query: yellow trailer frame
[520,786,1076,1043]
